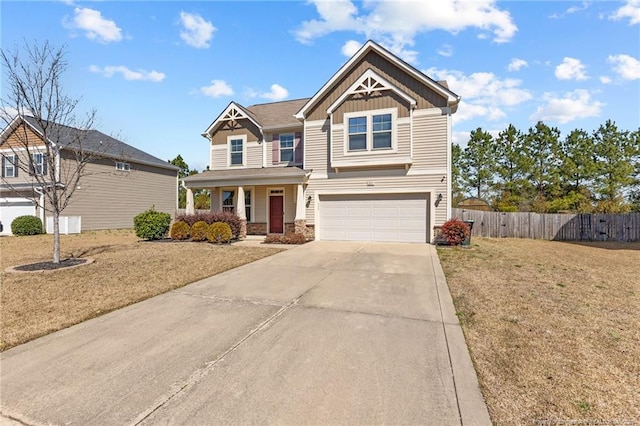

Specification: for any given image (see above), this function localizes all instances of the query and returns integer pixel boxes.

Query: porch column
[209,188,215,211]
[236,186,247,239]
[186,188,195,214]
[294,183,307,235]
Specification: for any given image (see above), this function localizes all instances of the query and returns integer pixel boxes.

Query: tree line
[169,155,210,209]
[453,120,640,213]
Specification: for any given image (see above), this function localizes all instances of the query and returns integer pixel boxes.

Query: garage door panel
[0,198,36,235]
[319,193,428,243]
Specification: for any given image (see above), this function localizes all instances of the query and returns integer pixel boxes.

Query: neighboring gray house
[0,115,178,235]
[183,40,460,243]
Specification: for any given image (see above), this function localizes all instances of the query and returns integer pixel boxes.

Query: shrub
[440,218,470,246]
[263,232,307,245]
[11,215,44,236]
[191,221,209,242]
[169,221,190,240]
[133,207,171,240]
[207,222,233,244]
[175,211,241,239]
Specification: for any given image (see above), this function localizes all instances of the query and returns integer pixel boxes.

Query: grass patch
[438,238,640,424]
[0,230,283,351]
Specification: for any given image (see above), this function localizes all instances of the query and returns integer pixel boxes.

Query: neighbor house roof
[1,115,178,171]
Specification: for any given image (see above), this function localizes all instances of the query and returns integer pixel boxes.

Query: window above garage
[345,109,396,154]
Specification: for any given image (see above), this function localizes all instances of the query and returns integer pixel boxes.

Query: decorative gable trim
[202,102,262,139]
[326,69,416,114]
[295,40,460,120]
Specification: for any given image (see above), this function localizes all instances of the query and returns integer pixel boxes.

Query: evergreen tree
[522,121,562,211]
[461,128,496,199]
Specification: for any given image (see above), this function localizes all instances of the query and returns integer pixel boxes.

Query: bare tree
[1,40,102,263]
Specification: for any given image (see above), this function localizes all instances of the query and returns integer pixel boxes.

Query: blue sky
[2,0,639,172]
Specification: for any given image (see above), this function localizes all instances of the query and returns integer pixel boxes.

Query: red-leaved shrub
[176,211,241,239]
[263,232,307,245]
[440,218,470,246]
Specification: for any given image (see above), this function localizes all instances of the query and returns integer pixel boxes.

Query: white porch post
[209,188,215,211]
[236,186,247,239]
[294,184,307,236]
[186,188,195,214]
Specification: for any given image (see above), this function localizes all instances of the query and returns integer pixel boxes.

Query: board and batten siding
[305,171,447,228]
[211,119,261,145]
[61,155,177,231]
[332,94,411,124]
[306,51,448,122]
[411,111,448,170]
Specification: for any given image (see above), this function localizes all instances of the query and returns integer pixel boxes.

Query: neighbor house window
[222,190,235,213]
[279,133,294,163]
[31,153,46,175]
[2,154,17,178]
[345,109,396,153]
[116,162,130,171]
[244,190,252,221]
[229,137,244,166]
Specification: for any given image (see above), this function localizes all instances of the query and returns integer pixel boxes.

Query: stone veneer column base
[239,219,247,240]
[294,219,306,234]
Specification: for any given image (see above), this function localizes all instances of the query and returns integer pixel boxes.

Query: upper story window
[228,135,246,167]
[280,133,294,163]
[116,162,131,171]
[345,109,396,153]
[2,154,17,178]
[31,153,47,175]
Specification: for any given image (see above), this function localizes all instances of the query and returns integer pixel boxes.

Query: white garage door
[0,198,36,235]
[319,193,429,243]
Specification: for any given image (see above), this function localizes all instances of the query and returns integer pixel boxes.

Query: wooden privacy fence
[451,208,640,242]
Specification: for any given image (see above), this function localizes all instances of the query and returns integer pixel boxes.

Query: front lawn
[438,238,640,424]
[0,230,282,351]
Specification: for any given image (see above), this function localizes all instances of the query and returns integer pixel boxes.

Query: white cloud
[607,54,640,80]
[341,40,363,57]
[425,67,533,122]
[70,7,122,43]
[294,0,517,64]
[200,80,233,98]
[600,76,612,84]
[248,84,289,101]
[89,65,165,82]
[507,58,528,72]
[179,11,215,48]
[437,44,453,57]
[555,57,588,80]
[610,0,640,25]
[530,90,603,124]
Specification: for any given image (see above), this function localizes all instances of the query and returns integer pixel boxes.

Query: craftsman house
[183,40,460,243]
[0,115,178,234]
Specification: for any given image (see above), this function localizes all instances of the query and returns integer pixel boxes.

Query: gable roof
[295,40,461,119]
[1,115,178,171]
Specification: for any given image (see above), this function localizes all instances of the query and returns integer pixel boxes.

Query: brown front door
[269,195,284,233]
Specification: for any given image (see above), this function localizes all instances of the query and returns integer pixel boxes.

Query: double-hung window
[279,134,294,163]
[229,137,244,166]
[244,190,252,221]
[32,153,46,175]
[2,155,17,178]
[346,109,396,153]
[222,190,235,213]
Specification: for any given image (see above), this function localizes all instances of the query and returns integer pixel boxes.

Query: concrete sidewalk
[1,241,490,425]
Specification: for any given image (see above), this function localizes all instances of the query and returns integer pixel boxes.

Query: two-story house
[183,40,460,243]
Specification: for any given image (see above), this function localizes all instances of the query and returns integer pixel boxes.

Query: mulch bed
[10,258,90,272]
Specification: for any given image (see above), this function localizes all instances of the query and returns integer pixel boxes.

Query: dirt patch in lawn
[0,230,283,351]
[438,238,640,424]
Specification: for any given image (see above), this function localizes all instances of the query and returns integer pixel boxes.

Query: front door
[269,195,284,234]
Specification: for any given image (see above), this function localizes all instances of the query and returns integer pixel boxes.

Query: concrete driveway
[0,241,490,426]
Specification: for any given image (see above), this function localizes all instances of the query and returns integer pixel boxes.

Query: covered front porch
[182,167,311,239]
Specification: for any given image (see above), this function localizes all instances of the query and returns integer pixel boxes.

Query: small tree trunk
[53,211,60,264]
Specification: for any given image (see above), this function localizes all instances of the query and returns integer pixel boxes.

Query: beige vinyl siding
[211,146,227,170]
[398,120,411,155]
[304,120,329,175]
[284,185,295,223]
[254,186,267,222]
[247,143,262,168]
[61,155,177,231]
[211,119,261,145]
[305,171,447,228]
[307,51,448,121]
[412,112,448,169]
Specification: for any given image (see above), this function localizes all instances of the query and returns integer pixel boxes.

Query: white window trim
[32,152,45,175]
[279,133,295,164]
[3,154,17,178]
[227,135,247,168]
[243,186,254,222]
[343,108,398,157]
[220,188,236,214]
[116,161,131,171]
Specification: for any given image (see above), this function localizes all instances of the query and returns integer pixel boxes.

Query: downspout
[34,186,45,227]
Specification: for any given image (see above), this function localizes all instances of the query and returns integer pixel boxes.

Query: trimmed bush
[175,211,241,239]
[170,221,190,240]
[264,232,307,245]
[207,222,233,244]
[133,207,171,240]
[441,218,470,246]
[191,221,209,242]
[11,215,44,236]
